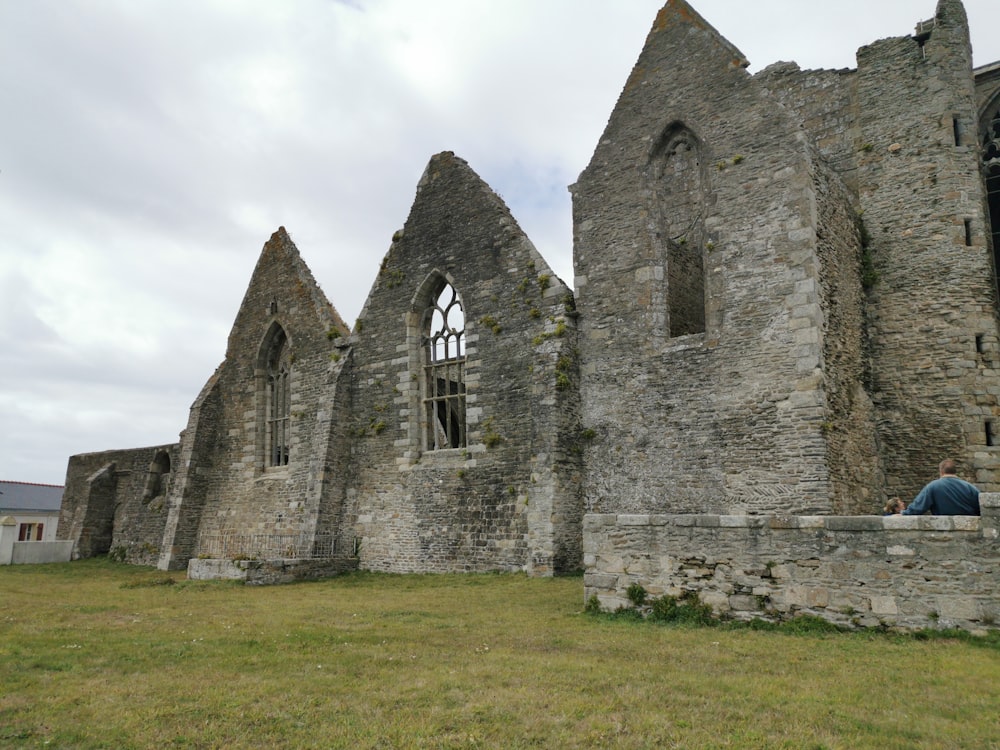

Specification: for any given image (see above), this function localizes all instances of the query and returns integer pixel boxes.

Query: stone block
[618,514,651,526]
[951,516,980,532]
[797,516,825,529]
[701,590,730,612]
[693,515,721,528]
[583,572,618,590]
[937,597,980,622]
[981,493,1000,510]
[769,516,799,529]
[824,516,883,531]
[869,596,898,615]
[883,516,920,530]
[919,517,954,531]
[729,594,761,611]
[719,515,749,527]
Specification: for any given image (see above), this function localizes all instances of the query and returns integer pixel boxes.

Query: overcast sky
[2,0,999,486]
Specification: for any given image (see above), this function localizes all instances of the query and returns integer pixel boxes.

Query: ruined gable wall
[345,153,581,575]
[855,3,1000,499]
[574,5,847,516]
[166,230,348,564]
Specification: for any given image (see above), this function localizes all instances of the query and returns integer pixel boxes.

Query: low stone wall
[583,494,1000,631]
[11,541,74,565]
[188,555,359,585]
[1,517,74,565]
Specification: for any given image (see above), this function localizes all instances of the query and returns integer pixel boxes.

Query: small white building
[0,481,63,541]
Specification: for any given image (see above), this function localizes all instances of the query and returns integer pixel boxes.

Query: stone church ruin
[60,0,1000,630]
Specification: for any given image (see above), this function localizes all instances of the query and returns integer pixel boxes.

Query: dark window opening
[143,450,172,500]
[913,18,932,56]
[987,420,995,447]
[953,115,962,147]
[976,333,985,354]
[18,523,43,541]
[964,218,973,246]
[647,123,707,337]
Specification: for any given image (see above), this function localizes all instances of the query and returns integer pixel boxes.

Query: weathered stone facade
[60,155,582,578]
[574,0,1000,517]
[59,0,1000,618]
[61,445,176,565]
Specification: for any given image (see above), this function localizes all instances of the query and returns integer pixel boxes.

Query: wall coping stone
[589,512,989,532]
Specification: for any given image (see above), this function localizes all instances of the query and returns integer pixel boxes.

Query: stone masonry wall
[584,493,1000,632]
[59,444,177,564]
[573,2,859,515]
[811,161,885,513]
[158,228,350,570]
[756,64,860,193]
[345,152,581,575]
[856,1,1000,498]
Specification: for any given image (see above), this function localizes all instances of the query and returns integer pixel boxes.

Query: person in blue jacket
[902,459,980,516]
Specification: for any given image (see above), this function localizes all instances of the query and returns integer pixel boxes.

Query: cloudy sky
[2,0,999,486]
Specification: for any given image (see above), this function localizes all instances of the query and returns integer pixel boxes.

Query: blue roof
[0,481,64,513]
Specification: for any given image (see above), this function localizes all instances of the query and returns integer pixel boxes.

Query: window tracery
[265,328,291,466]
[422,281,466,450]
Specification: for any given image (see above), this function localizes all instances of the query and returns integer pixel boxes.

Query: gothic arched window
[648,123,708,337]
[423,281,466,450]
[265,327,291,466]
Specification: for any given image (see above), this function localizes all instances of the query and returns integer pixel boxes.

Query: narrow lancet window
[266,329,291,466]
[423,281,466,450]
[647,123,708,336]
[983,102,1000,300]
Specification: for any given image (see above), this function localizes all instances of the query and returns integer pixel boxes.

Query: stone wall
[572,1,860,516]
[756,64,859,191]
[855,0,1000,498]
[583,493,1000,631]
[345,153,582,575]
[187,555,358,585]
[157,228,350,571]
[56,0,1000,592]
[58,445,177,564]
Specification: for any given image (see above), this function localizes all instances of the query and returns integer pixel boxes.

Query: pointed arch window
[265,328,291,466]
[423,281,466,450]
[647,123,708,337]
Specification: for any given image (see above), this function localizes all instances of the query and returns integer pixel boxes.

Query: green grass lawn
[1,559,998,749]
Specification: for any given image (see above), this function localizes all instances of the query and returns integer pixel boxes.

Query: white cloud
[1,0,998,483]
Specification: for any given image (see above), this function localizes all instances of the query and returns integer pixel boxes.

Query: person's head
[939,459,958,476]
[884,497,905,514]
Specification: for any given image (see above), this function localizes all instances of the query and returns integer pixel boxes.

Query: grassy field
[1,560,998,749]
